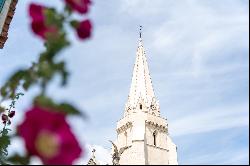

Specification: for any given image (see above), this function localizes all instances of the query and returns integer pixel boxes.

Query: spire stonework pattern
[125,36,160,117]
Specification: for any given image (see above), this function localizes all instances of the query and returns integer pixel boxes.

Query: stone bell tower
[113,28,178,165]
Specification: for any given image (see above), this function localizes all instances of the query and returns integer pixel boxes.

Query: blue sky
[0,0,249,165]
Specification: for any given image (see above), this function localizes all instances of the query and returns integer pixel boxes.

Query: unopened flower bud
[8,111,15,118]
[1,114,8,122]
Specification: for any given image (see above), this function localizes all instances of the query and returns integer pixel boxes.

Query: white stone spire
[114,30,178,165]
[125,27,160,117]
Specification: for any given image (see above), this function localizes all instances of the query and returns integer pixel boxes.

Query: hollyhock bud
[65,0,91,14]
[2,114,8,122]
[29,3,58,40]
[8,111,15,118]
[18,106,82,165]
[76,19,92,40]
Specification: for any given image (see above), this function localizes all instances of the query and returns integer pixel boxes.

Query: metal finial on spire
[139,25,143,38]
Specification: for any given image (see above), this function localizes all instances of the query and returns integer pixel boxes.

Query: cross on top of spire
[139,25,143,39]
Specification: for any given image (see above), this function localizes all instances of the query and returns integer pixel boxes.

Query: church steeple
[125,27,160,117]
[114,30,178,165]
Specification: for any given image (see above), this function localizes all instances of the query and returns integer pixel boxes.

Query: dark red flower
[65,0,91,14]
[8,111,15,118]
[29,3,44,21]
[1,114,8,122]
[29,3,58,40]
[76,20,92,40]
[18,106,82,165]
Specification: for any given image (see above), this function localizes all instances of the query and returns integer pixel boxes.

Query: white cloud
[184,148,249,165]
[170,103,249,137]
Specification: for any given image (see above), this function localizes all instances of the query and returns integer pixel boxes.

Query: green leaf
[1,70,27,98]
[70,20,79,28]
[64,5,73,16]
[40,32,70,61]
[34,95,86,118]
[45,7,64,28]
[0,86,7,98]
[34,95,55,108]
[58,103,82,116]
[7,153,31,165]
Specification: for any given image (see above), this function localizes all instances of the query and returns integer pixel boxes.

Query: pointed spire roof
[126,28,156,109]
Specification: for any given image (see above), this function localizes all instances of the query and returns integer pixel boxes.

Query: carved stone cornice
[146,120,168,133]
[116,122,132,134]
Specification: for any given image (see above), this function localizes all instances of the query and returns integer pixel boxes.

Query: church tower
[113,28,178,165]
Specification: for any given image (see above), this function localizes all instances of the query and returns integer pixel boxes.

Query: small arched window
[140,104,142,110]
[153,131,157,146]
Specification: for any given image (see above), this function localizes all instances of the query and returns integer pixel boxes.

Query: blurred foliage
[0,0,92,164]
[7,154,31,165]
[0,107,4,114]
[0,129,11,163]
[34,95,87,118]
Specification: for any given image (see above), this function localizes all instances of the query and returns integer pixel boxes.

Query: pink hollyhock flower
[65,0,91,14]
[76,19,92,40]
[18,106,82,165]
[29,3,58,40]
